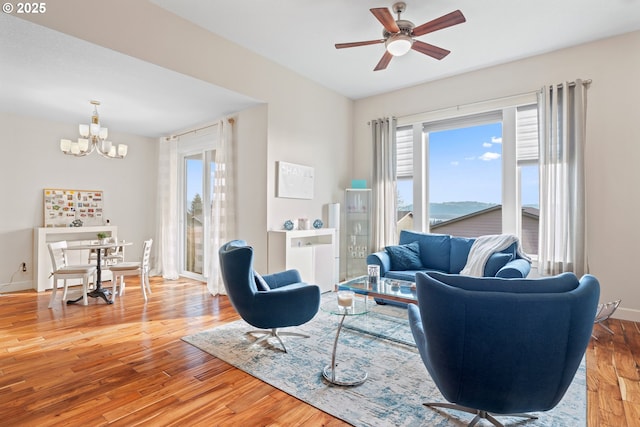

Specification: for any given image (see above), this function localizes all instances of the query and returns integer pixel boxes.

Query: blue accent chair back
[218,240,321,352]
[408,271,600,426]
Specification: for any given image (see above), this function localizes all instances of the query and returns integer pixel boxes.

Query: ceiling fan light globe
[386,34,413,56]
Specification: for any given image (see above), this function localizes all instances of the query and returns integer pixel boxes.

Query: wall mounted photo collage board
[43,189,104,228]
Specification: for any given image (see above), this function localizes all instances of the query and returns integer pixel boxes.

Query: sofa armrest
[366,251,391,276]
[262,269,303,289]
[495,258,531,278]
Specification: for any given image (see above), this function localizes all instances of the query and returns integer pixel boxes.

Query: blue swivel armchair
[408,271,600,427]
[218,240,321,353]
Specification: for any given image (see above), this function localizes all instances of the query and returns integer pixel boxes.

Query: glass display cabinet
[345,188,372,278]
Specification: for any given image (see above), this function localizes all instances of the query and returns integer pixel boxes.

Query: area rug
[182,294,586,427]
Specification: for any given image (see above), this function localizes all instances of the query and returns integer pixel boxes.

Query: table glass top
[338,275,417,303]
[321,292,369,316]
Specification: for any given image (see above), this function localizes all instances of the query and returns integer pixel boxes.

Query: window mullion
[502,107,518,235]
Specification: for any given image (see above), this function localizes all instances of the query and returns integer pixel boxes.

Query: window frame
[397,94,538,246]
[176,128,219,281]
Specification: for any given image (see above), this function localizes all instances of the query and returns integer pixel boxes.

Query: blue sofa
[366,230,531,282]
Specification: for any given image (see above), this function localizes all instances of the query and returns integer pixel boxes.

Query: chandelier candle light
[60,100,128,159]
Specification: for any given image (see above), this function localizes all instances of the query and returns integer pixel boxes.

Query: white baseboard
[612,307,640,323]
[0,280,33,293]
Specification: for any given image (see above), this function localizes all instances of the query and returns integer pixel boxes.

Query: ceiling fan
[335,2,466,71]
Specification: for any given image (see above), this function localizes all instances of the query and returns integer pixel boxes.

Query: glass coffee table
[334,276,418,347]
[337,275,417,308]
[321,293,369,386]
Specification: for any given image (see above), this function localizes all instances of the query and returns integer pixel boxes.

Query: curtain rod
[396,78,591,126]
[547,79,592,89]
[164,118,235,142]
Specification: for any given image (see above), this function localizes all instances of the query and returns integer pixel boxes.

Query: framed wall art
[43,188,104,227]
[276,161,314,199]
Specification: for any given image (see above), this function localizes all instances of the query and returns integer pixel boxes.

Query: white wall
[0,112,158,291]
[235,104,269,272]
[354,31,640,321]
[20,1,354,277]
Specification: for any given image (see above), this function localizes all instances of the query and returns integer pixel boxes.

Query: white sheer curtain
[155,137,179,279]
[371,117,398,250]
[207,119,236,295]
[537,79,588,277]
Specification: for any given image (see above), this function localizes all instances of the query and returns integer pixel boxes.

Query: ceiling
[0,13,261,138]
[2,0,640,138]
[153,0,640,99]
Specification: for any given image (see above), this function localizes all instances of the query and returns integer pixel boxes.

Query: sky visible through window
[430,123,503,204]
[186,158,203,207]
[397,122,539,209]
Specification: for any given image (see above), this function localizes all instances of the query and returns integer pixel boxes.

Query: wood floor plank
[0,277,637,426]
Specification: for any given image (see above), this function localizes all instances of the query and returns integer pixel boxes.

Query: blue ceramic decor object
[313,219,323,229]
[283,220,294,230]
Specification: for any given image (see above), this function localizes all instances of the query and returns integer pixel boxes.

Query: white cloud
[464,156,475,161]
[483,142,492,147]
[492,136,502,144]
[479,152,501,161]
[450,161,459,166]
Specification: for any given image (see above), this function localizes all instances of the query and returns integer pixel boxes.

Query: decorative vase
[298,218,310,230]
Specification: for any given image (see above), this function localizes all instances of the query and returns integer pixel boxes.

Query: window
[428,121,502,233]
[178,132,218,281]
[396,101,539,254]
[396,126,414,236]
[516,104,540,255]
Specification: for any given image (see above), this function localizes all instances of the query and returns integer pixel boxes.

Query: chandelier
[60,100,128,159]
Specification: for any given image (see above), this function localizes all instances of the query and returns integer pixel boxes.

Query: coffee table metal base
[323,312,368,386]
[322,365,367,387]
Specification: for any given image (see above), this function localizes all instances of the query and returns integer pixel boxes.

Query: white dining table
[65,241,133,305]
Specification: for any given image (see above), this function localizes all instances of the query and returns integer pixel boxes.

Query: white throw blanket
[460,234,531,277]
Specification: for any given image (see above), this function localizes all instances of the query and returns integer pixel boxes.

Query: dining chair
[109,239,153,302]
[87,236,125,266]
[48,241,97,308]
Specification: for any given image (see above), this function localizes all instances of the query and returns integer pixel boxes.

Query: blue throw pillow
[483,252,513,276]
[385,241,423,270]
[254,271,270,291]
[399,231,451,272]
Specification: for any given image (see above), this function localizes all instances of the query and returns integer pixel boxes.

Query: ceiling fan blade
[374,51,393,71]
[370,7,400,33]
[411,40,451,60]
[335,39,385,49]
[412,10,466,37]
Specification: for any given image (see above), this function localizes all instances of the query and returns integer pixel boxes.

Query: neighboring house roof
[430,205,539,230]
[189,214,204,226]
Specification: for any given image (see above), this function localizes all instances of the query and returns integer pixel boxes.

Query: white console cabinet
[34,226,117,292]
[267,228,337,293]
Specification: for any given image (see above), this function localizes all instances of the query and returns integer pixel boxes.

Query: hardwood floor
[0,277,638,426]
